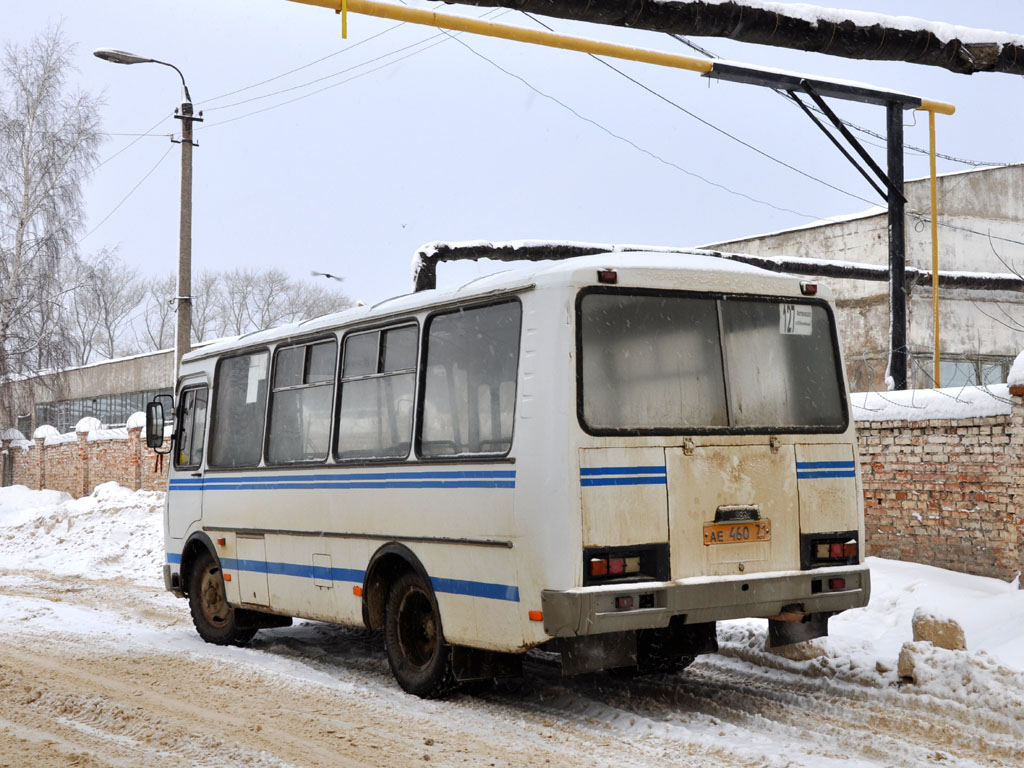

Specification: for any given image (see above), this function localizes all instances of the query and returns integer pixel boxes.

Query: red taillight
[608,557,626,575]
[616,596,634,610]
[829,542,844,559]
[597,269,617,284]
[829,578,846,591]
[800,281,818,296]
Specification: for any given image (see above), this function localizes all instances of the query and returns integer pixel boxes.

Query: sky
[6,1,1024,306]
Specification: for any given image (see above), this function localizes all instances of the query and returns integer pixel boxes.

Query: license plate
[703,520,772,546]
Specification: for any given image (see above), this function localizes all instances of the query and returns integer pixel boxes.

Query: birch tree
[0,26,101,421]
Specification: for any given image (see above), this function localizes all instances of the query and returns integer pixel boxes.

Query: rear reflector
[829,578,846,591]
[615,596,634,610]
[597,269,617,284]
[528,610,543,622]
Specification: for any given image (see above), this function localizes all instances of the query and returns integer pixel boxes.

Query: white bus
[149,250,869,698]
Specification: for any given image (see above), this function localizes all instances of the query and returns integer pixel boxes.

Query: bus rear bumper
[540,565,870,638]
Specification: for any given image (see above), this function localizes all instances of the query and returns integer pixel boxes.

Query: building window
[912,355,1014,389]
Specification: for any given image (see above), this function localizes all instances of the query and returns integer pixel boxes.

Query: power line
[670,34,1017,169]
[198,34,453,130]
[199,21,407,105]
[78,144,175,244]
[201,31,447,113]
[522,13,878,209]
[440,29,824,221]
[88,114,173,180]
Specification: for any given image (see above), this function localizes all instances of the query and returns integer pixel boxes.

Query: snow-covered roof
[689,1,1024,48]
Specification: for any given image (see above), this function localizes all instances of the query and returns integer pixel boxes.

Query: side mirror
[146,394,174,453]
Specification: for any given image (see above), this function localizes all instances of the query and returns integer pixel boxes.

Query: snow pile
[719,557,1024,715]
[1009,350,1024,388]
[0,482,164,584]
[851,384,1012,422]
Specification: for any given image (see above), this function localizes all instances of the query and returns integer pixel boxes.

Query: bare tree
[69,249,143,361]
[135,273,176,352]
[190,269,222,344]
[132,267,352,348]
[0,26,102,422]
[442,1,1024,76]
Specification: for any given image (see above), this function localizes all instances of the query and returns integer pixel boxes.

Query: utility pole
[93,48,202,378]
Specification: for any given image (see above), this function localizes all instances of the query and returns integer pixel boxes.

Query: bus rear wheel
[188,549,256,647]
[384,572,454,698]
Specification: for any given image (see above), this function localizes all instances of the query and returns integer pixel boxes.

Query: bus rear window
[579,291,846,433]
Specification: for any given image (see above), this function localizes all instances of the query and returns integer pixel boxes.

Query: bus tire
[188,549,257,647]
[384,571,454,698]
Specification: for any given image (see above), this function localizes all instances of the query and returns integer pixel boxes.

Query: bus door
[167,384,208,539]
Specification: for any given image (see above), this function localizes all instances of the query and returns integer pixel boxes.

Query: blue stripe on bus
[580,465,667,487]
[797,461,856,479]
[167,553,181,564]
[581,476,668,487]
[169,469,516,492]
[174,480,515,491]
[209,557,519,602]
[579,466,666,476]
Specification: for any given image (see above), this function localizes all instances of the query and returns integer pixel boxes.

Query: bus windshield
[579,290,847,433]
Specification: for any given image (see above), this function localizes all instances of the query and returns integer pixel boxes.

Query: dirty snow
[0,483,1021,766]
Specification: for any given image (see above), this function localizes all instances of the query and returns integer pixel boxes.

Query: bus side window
[175,386,208,469]
[420,301,521,458]
[266,339,337,464]
[209,350,269,468]
[336,324,417,461]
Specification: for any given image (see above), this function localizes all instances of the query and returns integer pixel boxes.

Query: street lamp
[94,47,201,378]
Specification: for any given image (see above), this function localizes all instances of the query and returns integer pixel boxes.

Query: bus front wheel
[188,549,256,647]
[384,572,454,698]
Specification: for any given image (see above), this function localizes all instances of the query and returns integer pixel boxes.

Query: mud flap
[559,632,637,676]
[768,611,831,648]
[235,609,293,631]
[451,646,523,682]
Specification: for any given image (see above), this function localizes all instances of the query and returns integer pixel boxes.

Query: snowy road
[0,485,1022,767]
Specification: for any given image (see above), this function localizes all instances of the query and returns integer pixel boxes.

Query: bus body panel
[159,251,871,666]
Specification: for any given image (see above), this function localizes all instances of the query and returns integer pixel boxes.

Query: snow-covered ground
[0,483,1021,766]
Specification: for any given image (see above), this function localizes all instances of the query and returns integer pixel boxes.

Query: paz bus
[148,249,870,698]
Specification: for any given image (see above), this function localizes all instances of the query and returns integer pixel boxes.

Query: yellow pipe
[928,109,940,387]
[286,0,714,74]
[919,99,956,116]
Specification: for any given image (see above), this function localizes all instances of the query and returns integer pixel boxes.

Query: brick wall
[3,391,1021,586]
[2,427,168,498]
[856,388,1023,584]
